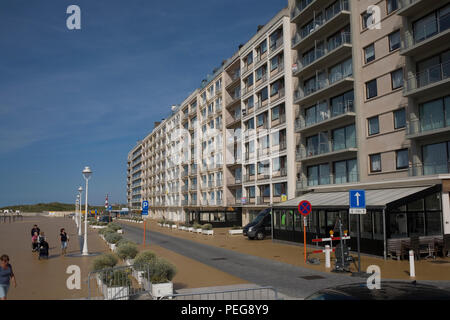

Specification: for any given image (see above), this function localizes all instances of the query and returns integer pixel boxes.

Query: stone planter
[150,282,173,299]
[195,228,203,234]
[117,229,123,234]
[202,229,214,235]
[171,225,177,229]
[109,243,116,251]
[125,259,134,266]
[102,283,129,300]
[90,225,107,229]
[228,229,243,235]
[188,227,194,232]
[158,223,162,227]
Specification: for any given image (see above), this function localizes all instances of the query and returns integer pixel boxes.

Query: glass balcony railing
[407,116,450,136]
[296,172,359,190]
[291,0,315,20]
[291,0,349,48]
[409,162,450,176]
[295,33,351,72]
[296,139,356,160]
[295,100,354,130]
[405,60,450,93]
[402,14,450,51]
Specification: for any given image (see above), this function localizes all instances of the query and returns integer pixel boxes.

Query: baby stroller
[38,239,49,260]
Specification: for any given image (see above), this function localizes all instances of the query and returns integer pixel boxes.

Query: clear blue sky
[0,0,287,207]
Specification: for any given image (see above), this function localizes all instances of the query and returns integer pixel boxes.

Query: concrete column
[442,192,450,235]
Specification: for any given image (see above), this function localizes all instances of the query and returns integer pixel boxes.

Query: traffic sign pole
[298,200,312,264]
[303,217,307,263]
[357,214,361,273]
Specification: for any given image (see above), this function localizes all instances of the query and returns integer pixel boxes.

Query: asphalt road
[118,222,365,299]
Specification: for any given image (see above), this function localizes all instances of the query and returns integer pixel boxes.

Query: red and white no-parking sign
[298,200,312,217]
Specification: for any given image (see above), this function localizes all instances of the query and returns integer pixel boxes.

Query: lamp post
[82,167,92,256]
[75,196,79,228]
[78,187,83,236]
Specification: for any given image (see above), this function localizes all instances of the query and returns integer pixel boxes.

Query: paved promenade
[120,219,450,282]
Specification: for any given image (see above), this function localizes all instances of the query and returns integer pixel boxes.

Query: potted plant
[158,219,164,227]
[193,223,202,234]
[171,222,177,230]
[105,233,123,251]
[116,242,139,266]
[91,254,118,289]
[143,257,177,298]
[108,222,122,233]
[228,225,243,235]
[132,250,156,285]
[101,269,131,300]
[98,227,115,241]
[201,224,214,235]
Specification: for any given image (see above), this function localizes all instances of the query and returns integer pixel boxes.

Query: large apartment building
[127,0,450,256]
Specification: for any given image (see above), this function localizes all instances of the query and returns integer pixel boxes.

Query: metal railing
[291,0,314,19]
[402,14,450,51]
[160,286,280,300]
[296,140,357,160]
[270,37,283,53]
[295,100,354,131]
[405,60,450,93]
[407,116,450,136]
[409,162,450,176]
[295,33,351,72]
[296,172,359,190]
[256,196,271,205]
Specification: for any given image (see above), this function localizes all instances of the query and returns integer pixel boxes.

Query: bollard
[325,245,331,268]
[409,250,415,278]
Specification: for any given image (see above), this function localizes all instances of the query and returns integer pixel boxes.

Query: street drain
[300,275,325,280]
[211,257,227,261]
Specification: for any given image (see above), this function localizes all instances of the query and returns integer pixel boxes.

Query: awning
[273,186,434,209]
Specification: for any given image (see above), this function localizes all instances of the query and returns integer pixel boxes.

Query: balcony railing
[402,14,450,51]
[290,0,314,20]
[409,162,450,176]
[256,196,271,205]
[295,33,352,73]
[208,181,214,188]
[294,73,353,102]
[292,0,349,48]
[296,172,359,190]
[407,116,450,137]
[270,37,283,53]
[216,179,223,187]
[244,174,255,182]
[404,60,450,94]
[296,140,357,160]
[190,184,197,191]
[295,100,354,131]
[257,147,270,158]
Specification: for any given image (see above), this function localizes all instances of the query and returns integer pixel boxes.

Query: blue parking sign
[142,201,149,216]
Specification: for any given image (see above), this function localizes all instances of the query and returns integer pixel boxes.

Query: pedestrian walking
[59,228,69,256]
[0,255,17,300]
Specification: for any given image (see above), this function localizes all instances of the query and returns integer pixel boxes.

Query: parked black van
[243,208,272,240]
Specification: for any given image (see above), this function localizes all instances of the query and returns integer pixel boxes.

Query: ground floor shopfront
[187,207,242,228]
[273,180,450,258]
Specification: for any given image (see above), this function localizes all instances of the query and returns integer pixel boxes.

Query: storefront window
[389,211,407,238]
[425,193,441,210]
[319,210,326,234]
[273,210,281,230]
[294,212,302,231]
[426,211,442,235]
[408,212,425,236]
[360,212,373,239]
[286,210,294,231]
[373,212,384,240]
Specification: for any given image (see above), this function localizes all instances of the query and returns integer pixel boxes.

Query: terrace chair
[409,236,421,260]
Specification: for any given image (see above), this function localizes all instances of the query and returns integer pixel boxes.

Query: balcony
[257,147,270,158]
[272,140,287,153]
[294,76,353,107]
[208,181,214,188]
[296,172,359,192]
[398,0,429,17]
[190,199,197,206]
[181,200,188,206]
[244,174,256,183]
[226,70,241,89]
[216,179,223,187]
[272,167,288,179]
[406,117,450,139]
[296,143,357,162]
[256,196,271,205]
[181,170,189,178]
[226,114,242,128]
[227,177,242,186]
[295,101,355,133]
[226,92,241,109]
[401,15,450,57]
[294,33,352,77]
[291,0,324,23]
[269,37,284,55]
[216,199,223,206]
[181,185,189,192]
[404,61,450,98]
[190,184,197,191]
[270,88,285,105]
[257,173,271,181]
[291,0,350,51]
[409,162,450,177]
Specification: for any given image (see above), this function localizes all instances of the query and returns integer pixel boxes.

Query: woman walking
[59,228,69,256]
[0,255,17,300]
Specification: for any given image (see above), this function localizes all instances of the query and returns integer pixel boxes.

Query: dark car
[243,208,271,240]
[98,215,112,223]
[305,281,450,300]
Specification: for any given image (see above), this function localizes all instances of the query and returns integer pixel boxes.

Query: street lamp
[82,166,92,256]
[78,187,83,236]
[75,196,79,228]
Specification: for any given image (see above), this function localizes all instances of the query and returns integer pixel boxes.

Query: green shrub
[158,219,165,224]
[105,233,122,244]
[201,224,212,230]
[116,238,133,248]
[99,227,115,236]
[116,242,139,260]
[91,253,118,271]
[143,257,177,284]
[107,222,121,232]
[231,225,242,230]
[102,269,131,287]
[133,250,156,271]
[193,223,201,229]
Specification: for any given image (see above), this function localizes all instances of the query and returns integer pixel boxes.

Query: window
[394,108,406,129]
[368,116,380,136]
[413,5,450,44]
[364,44,375,64]
[387,0,398,14]
[273,183,287,197]
[247,96,254,108]
[260,87,269,101]
[247,74,254,87]
[260,40,267,54]
[370,154,382,172]
[307,164,330,186]
[246,52,253,65]
[389,30,401,51]
[419,96,450,132]
[248,186,255,198]
[271,106,280,120]
[423,142,449,175]
[362,11,373,29]
[334,159,358,184]
[332,124,356,151]
[329,58,352,83]
[396,149,409,170]
[366,79,378,99]
[391,68,403,90]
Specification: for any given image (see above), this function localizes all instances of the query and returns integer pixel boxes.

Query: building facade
[127,0,450,255]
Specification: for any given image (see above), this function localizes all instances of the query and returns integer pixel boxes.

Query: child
[31,232,39,252]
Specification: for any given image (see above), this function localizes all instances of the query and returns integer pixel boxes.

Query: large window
[389,30,401,52]
[386,0,398,14]
[366,79,378,99]
[305,101,328,126]
[329,58,352,83]
[370,154,382,173]
[394,108,406,129]
[364,44,375,64]
[391,68,403,90]
[419,95,450,132]
[396,149,409,170]
[332,124,356,151]
[413,5,450,44]
[307,164,330,186]
[334,159,358,184]
[423,141,449,175]
[330,90,354,116]
[368,116,380,136]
